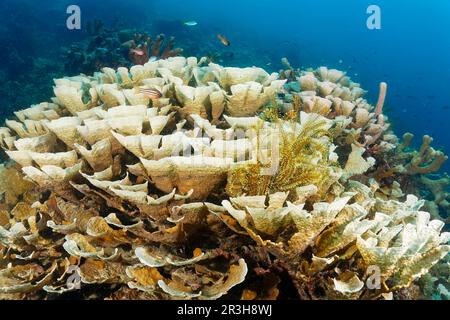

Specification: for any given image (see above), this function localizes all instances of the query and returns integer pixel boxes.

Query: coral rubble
[0,57,448,300]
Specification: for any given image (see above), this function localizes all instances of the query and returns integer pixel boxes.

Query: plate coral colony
[0,56,449,300]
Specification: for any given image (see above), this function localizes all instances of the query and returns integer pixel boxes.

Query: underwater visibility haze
[0,0,449,301]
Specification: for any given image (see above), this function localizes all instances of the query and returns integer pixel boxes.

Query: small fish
[217,34,230,47]
[184,21,198,26]
[339,59,343,64]
[148,56,158,62]
[139,88,163,100]
[130,49,145,56]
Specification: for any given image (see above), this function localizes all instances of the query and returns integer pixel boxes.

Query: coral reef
[278,59,449,223]
[0,57,448,300]
[419,254,450,300]
[368,133,450,221]
[64,23,182,76]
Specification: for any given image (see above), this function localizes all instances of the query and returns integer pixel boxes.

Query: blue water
[1,0,449,170]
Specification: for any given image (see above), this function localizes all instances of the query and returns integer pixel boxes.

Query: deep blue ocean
[0,0,449,170]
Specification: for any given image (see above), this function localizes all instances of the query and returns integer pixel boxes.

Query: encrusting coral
[0,56,448,300]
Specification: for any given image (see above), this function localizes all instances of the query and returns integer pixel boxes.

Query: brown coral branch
[128,44,149,65]
[151,35,163,57]
[406,135,448,175]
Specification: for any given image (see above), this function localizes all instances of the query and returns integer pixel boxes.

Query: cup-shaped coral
[0,57,448,300]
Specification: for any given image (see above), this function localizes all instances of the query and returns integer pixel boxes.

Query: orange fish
[139,88,163,100]
[130,49,145,56]
[217,34,230,47]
